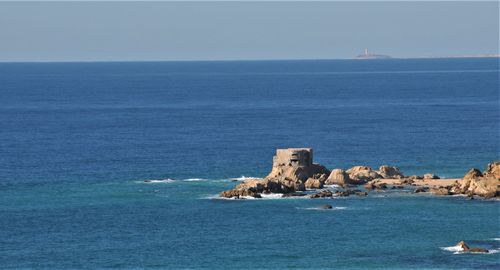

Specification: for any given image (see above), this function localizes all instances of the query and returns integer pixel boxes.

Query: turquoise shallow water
[0,58,499,269]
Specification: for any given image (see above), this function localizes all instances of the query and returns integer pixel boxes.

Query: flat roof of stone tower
[277,148,312,152]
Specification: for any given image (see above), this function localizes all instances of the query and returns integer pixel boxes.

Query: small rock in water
[455,241,489,253]
[320,204,333,209]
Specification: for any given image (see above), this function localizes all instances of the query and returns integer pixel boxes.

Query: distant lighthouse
[355,48,392,59]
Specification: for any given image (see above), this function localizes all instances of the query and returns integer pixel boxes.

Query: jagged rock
[456,241,469,250]
[408,175,423,180]
[320,204,333,209]
[423,173,440,179]
[429,187,451,196]
[346,166,382,184]
[450,177,498,198]
[484,161,500,179]
[325,169,350,186]
[463,168,483,180]
[219,189,262,199]
[454,241,489,253]
[414,187,429,193]
[310,190,333,198]
[305,178,324,189]
[378,165,404,179]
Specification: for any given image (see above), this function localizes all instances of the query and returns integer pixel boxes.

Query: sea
[0,58,499,269]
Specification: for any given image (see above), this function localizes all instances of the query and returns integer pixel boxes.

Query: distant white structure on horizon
[356,48,391,59]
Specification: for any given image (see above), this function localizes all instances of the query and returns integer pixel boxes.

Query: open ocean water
[0,58,499,269]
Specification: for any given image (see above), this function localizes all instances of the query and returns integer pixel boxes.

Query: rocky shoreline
[219,148,500,200]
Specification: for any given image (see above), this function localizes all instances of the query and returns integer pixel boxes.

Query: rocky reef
[219,148,500,199]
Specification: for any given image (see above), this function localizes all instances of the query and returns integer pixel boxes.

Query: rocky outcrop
[454,241,489,253]
[378,165,404,179]
[220,148,329,198]
[346,166,381,184]
[325,169,350,186]
[320,204,333,209]
[484,161,500,179]
[447,161,500,198]
[450,177,498,198]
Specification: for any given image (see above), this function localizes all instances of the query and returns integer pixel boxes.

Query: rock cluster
[448,162,500,198]
[220,149,329,199]
[219,148,499,199]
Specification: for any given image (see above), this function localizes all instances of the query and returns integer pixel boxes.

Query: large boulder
[346,166,382,184]
[305,178,324,189]
[325,169,350,186]
[377,165,404,179]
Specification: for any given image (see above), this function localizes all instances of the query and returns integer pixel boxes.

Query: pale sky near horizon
[0,1,498,61]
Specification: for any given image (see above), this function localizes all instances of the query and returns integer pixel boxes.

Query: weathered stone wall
[273,148,313,168]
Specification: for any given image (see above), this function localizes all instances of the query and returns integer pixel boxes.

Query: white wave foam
[140,179,175,184]
[492,238,500,241]
[260,193,284,199]
[297,206,347,211]
[441,245,465,252]
[324,184,341,189]
[441,245,498,254]
[228,176,261,181]
[182,178,206,182]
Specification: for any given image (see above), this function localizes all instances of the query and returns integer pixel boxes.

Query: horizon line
[0,54,499,64]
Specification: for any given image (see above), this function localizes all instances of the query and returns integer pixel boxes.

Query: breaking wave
[137,177,208,184]
[441,244,499,254]
[296,206,347,211]
[140,179,175,184]
[228,176,261,181]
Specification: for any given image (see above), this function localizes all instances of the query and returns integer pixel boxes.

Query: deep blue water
[0,58,499,269]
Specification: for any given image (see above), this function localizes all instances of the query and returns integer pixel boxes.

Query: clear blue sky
[0,1,498,61]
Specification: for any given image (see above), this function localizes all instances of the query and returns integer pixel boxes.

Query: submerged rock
[310,190,333,199]
[414,187,429,193]
[319,204,333,209]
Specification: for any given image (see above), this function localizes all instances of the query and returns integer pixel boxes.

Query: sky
[0,1,498,61]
